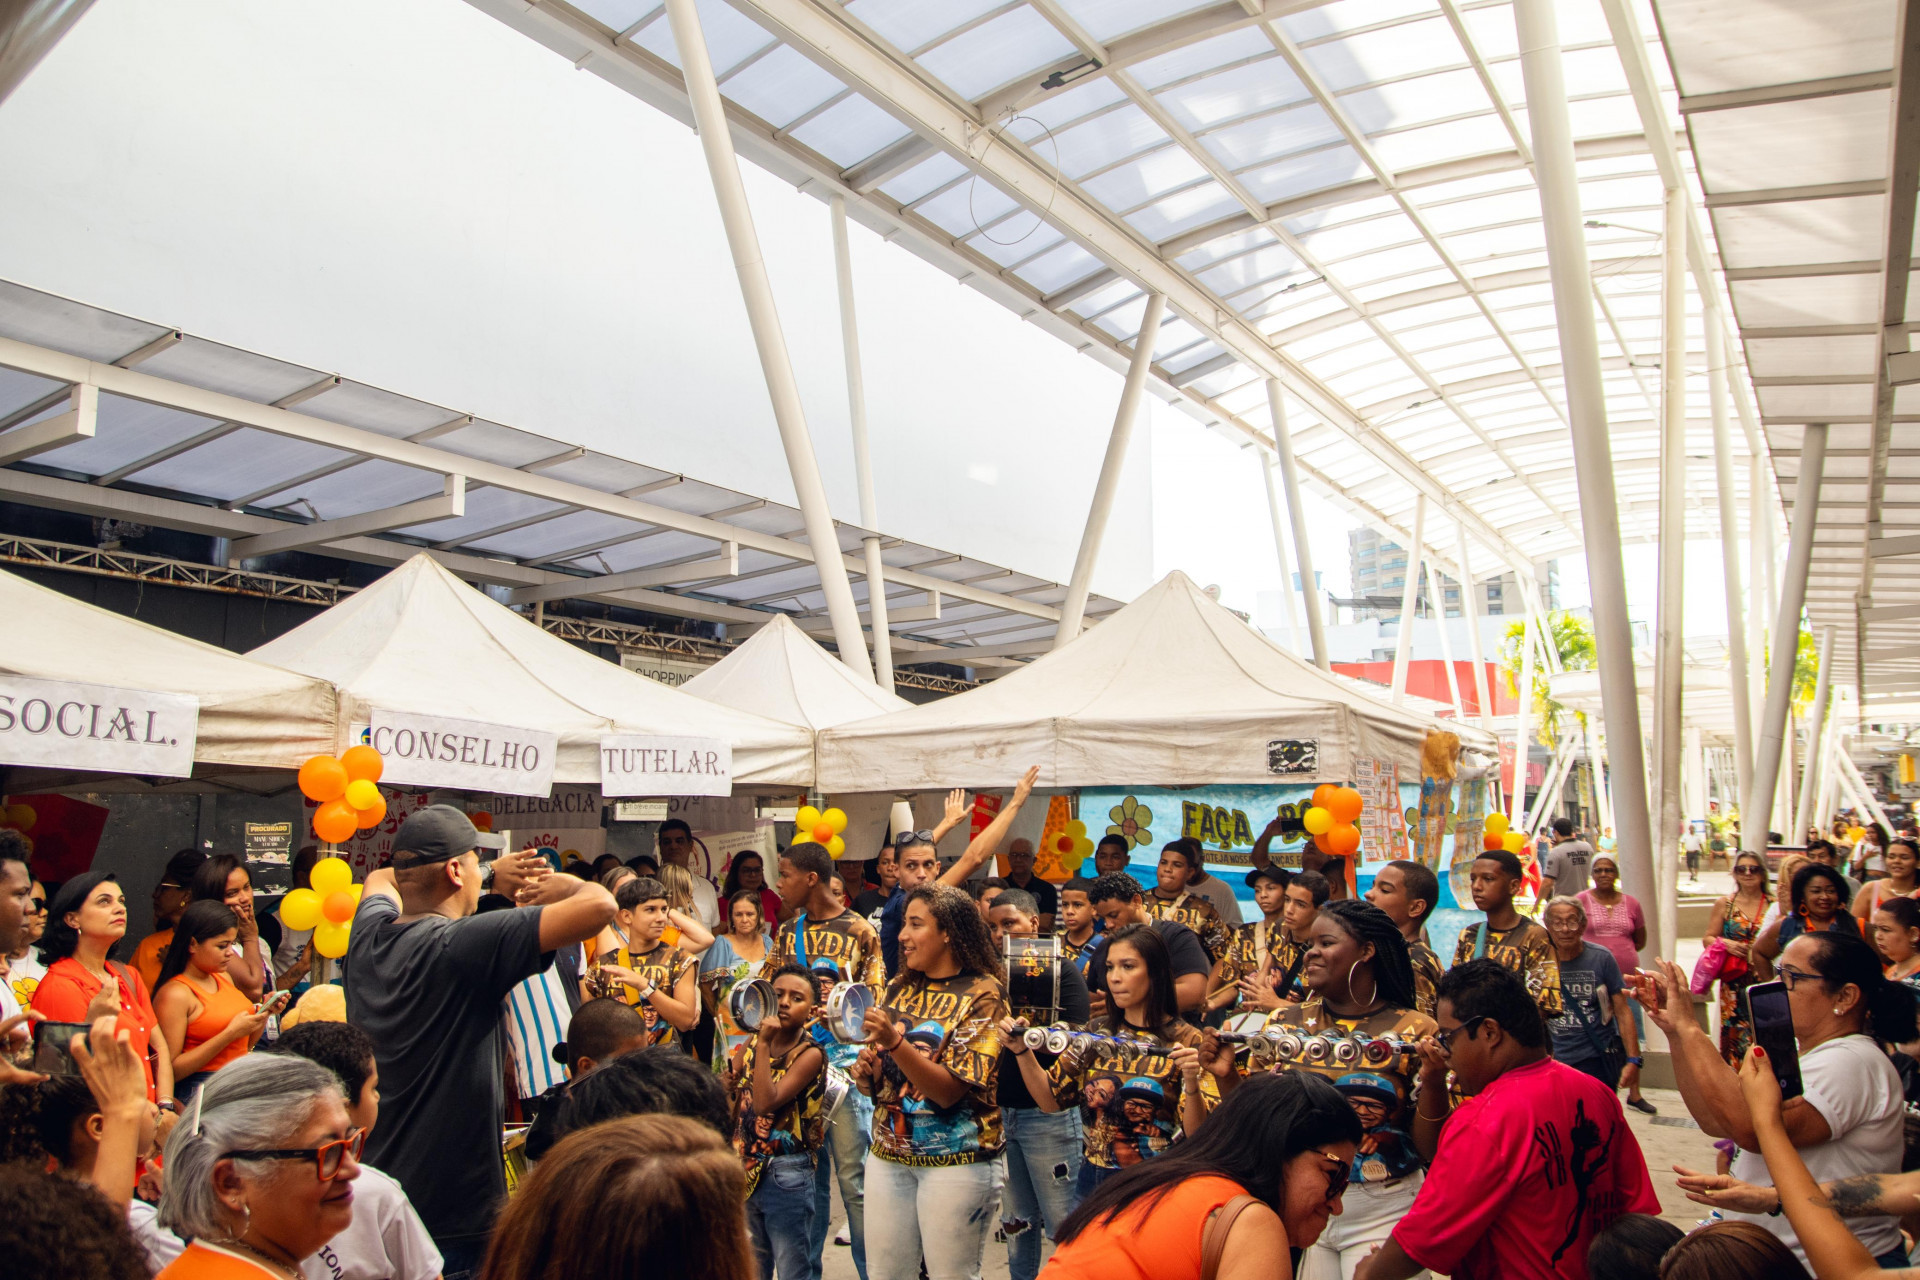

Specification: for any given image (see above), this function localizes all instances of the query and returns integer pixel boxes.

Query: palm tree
[1496,610,1596,739]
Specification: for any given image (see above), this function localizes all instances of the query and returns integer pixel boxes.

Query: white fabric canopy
[819,571,1494,791]
[681,614,909,730]
[0,564,341,770]
[248,553,811,787]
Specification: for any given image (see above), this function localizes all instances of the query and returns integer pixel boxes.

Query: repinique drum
[822,1065,853,1119]
[1004,935,1064,1015]
[727,979,775,1032]
[823,981,874,1043]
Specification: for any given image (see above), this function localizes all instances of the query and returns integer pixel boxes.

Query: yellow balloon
[348,883,364,902]
[796,805,822,831]
[1065,820,1087,838]
[1502,831,1527,853]
[1484,812,1510,837]
[310,857,353,896]
[313,920,351,959]
[344,779,382,812]
[1302,806,1334,836]
[280,888,323,932]
[827,834,846,857]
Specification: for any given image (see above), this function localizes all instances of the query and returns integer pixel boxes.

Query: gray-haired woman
[157,1054,362,1280]
[1541,896,1642,1095]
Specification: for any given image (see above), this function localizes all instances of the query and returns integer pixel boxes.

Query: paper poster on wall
[244,822,294,893]
[499,825,606,871]
[701,823,778,880]
[1353,758,1408,866]
[0,675,198,777]
[1449,775,1488,905]
[1266,739,1319,775]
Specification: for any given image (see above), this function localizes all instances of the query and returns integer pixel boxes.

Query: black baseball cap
[1245,863,1293,889]
[390,805,505,869]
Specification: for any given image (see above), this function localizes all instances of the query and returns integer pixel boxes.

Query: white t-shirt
[300,1164,443,1280]
[1728,1034,1905,1263]
[7,947,47,1010]
[1184,872,1244,927]
[0,971,23,1061]
[129,1198,185,1273]
[688,874,721,930]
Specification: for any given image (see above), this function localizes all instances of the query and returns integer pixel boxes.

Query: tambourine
[727,979,775,1032]
[1243,1029,1422,1069]
[1021,1024,1179,1062]
[823,981,874,1044]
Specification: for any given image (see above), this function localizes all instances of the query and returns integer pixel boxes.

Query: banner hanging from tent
[0,675,198,777]
[1082,779,1416,873]
[600,734,732,797]
[365,711,557,797]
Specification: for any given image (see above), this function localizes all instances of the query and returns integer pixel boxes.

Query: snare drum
[1004,935,1064,1016]
[823,981,875,1043]
[727,979,775,1033]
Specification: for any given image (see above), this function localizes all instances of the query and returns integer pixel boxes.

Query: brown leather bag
[1199,1193,1259,1280]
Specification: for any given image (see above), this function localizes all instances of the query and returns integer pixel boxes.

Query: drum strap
[1253,920,1269,969]
[794,912,811,970]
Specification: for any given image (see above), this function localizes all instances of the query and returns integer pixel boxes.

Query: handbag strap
[1201,1194,1258,1280]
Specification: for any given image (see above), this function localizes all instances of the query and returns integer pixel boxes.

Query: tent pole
[1390,495,1429,703]
[1259,452,1305,655]
[1515,0,1657,942]
[1266,380,1330,669]
[1747,422,1827,855]
[830,195,893,691]
[1458,528,1495,728]
[1426,553,1466,718]
[1794,627,1836,842]
[1055,294,1165,649]
[664,0,873,681]
[1706,306,1754,814]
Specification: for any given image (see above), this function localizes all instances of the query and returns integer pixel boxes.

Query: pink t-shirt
[1576,890,1645,976]
[1394,1057,1660,1279]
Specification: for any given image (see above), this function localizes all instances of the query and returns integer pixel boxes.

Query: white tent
[248,554,812,787]
[818,571,1497,791]
[681,614,910,730]
[0,565,342,772]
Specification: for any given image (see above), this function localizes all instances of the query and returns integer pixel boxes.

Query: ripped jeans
[862,1152,1004,1280]
[998,1107,1083,1280]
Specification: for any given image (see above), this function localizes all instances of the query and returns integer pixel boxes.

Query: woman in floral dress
[1704,851,1770,1064]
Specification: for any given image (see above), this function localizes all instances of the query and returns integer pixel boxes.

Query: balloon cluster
[298,746,387,844]
[1481,811,1527,855]
[279,856,362,958]
[1301,784,1364,857]
[1048,821,1093,874]
[795,805,849,857]
[0,803,35,834]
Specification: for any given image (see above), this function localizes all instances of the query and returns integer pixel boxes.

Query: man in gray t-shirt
[1539,817,1593,896]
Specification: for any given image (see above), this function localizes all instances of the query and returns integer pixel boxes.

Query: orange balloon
[812,823,834,844]
[340,744,384,784]
[1312,784,1338,809]
[1323,823,1360,856]
[312,798,358,844]
[298,756,348,804]
[1328,787,1363,824]
[321,890,356,924]
[471,811,493,832]
[1483,831,1504,851]
[355,795,387,830]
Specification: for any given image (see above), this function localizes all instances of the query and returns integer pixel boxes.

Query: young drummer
[1366,860,1444,1017]
[727,961,828,1280]
[1453,850,1563,1018]
[1206,864,1292,1015]
[1056,878,1102,979]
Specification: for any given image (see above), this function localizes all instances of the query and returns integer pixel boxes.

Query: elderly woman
[1542,897,1644,1108]
[157,1053,362,1279]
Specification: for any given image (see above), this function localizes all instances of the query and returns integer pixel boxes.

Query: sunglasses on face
[1735,865,1763,875]
[1311,1148,1352,1201]
[1434,1015,1489,1053]
[225,1127,365,1180]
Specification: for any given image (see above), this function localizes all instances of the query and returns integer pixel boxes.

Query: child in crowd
[1455,851,1564,1018]
[553,997,653,1080]
[1056,877,1102,978]
[590,878,701,1045]
[1206,863,1291,1016]
[1238,868,1329,1012]
[1144,842,1230,963]
[1366,859,1443,1017]
[726,961,827,1280]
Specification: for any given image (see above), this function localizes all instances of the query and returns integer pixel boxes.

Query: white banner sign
[600,734,732,797]
[367,711,558,798]
[0,676,197,777]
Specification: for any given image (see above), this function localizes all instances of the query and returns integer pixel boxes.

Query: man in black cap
[347,805,615,1280]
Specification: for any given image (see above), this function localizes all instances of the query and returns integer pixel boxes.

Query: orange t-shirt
[1042,1174,1250,1280]
[132,929,173,996]
[167,969,256,1073]
[29,957,160,1100]
[156,1240,286,1280]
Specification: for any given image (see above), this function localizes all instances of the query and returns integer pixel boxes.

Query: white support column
[1056,294,1164,648]
[1515,0,1659,948]
[1650,185,1688,957]
[1836,750,1894,835]
[1390,495,1429,703]
[1707,307,1755,815]
[1427,554,1466,718]
[1267,381,1330,669]
[1259,453,1304,654]
[1587,716,1616,834]
[1794,626,1836,842]
[1748,451,1771,790]
[830,195,892,690]
[1457,528,1495,729]
[664,0,873,681]
[1510,608,1537,828]
[1684,724,1708,832]
[1748,422,1828,854]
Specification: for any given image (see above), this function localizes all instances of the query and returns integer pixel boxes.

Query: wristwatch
[1625,1056,1644,1066]
[641,983,658,1000]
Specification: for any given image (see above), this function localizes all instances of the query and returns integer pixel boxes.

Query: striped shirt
[503,947,577,1099]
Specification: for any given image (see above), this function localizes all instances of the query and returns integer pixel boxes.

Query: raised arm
[528,875,618,951]
[940,767,1041,886]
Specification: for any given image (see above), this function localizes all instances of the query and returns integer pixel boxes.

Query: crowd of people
[9,788,1920,1280]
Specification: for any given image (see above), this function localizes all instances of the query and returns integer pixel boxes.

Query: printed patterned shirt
[1453,919,1564,1018]
[729,1035,826,1195]
[1212,918,1283,1005]
[868,972,1006,1166]
[763,908,887,1070]
[1263,998,1438,1185]
[1408,937,1443,1019]
[1266,931,1312,1003]
[1146,891,1230,963]
[605,941,699,1046]
[1046,1019,1210,1170]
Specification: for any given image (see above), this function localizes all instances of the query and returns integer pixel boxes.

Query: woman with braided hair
[1201,897,1438,1280]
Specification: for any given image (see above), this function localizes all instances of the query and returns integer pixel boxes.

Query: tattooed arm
[1679,1168,1920,1220]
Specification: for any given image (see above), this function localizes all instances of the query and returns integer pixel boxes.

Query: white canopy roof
[681,613,910,730]
[819,569,1493,791]
[248,552,812,787]
[0,564,342,771]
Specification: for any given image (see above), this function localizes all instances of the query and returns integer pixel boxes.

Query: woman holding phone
[1640,929,1915,1267]
[154,900,281,1101]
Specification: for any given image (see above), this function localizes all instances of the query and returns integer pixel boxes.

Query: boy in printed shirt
[728,961,828,1280]
[1055,878,1103,979]
[1452,851,1563,1018]
[1144,842,1230,963]
[1235,869,1330,1011]
[593,877,700,1045]
[1366,859,1445,1017]
[1207,863,1292,1015]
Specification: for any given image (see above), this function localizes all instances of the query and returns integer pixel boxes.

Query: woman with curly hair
[852,883,1008,1280]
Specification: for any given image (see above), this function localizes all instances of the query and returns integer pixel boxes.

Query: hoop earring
[1347,960,1375,1006]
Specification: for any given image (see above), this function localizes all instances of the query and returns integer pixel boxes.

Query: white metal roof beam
[229,475,466,560]
[93,374,340,487]
[0,383,96,465]
[1679,70,1897,113]
[1863,0,1920,548]
[506,541,738,604]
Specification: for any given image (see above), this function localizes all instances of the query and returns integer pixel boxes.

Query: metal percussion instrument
[727,979,775,1032]
[822,1065,854,1120]
[1022,1024,1180,1061]
[823,981,875,1044]
[1250,1029,1422,1070]
[1004,935,1065,1015]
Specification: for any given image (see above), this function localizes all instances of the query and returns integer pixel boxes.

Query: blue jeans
[999,1108,1083,1280]
[1076,1160,1120,1200]
[810,1088,871,1280]
[750,1154,818,1280]
[863,1152,1004,1280]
